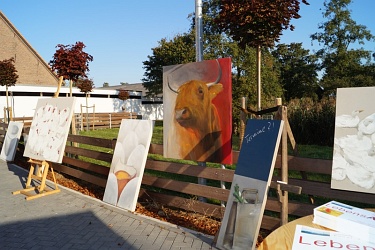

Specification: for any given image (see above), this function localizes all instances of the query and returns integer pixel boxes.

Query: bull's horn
[167,75,178,94]
[206,59,222,87]
[167,65,184,94]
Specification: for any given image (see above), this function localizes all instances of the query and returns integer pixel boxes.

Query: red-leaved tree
[215,0,309,109]
[49,42,93,96]
[117,89,130,112]
[0,58,19,121]
[76,77,95,130]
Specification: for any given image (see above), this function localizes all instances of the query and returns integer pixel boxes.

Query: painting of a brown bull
[163,58,232,164]
[173,79,224,162]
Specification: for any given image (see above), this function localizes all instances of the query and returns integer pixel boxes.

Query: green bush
[287,97,336,146]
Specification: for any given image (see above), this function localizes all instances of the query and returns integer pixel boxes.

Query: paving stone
[0,162,217,249]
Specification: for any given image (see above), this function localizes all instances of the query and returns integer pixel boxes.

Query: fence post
[239,97,247,150]
[80,104,83,131]
[280,105,289,225]
[220,164,226,207]
[92,105,95,130]
[109,113,112,129]
[198,162,207,203]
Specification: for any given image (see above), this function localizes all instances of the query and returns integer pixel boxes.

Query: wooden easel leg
[50,167,59,190]
[38,161,49,191]
[25,164,35,188]
[12,159,60,200]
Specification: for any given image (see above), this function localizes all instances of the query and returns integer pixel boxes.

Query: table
[257,208,375,250]
[257,215,322,250]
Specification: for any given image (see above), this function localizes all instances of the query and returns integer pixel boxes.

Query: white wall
[0,85,163,120]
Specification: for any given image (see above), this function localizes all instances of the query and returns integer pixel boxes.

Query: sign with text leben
[216,119,284,250]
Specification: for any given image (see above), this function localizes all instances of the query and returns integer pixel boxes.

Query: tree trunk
[257,45,262,111]
[5,85,10,122]
[86,94,89,131]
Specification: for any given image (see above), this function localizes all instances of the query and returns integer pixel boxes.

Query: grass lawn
[77,122,333,186]
[78,121,333,160]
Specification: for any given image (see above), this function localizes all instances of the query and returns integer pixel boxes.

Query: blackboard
[235,119,284,181]
[216,118,284,250]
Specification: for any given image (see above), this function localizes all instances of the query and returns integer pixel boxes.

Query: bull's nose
[175,109,189,120]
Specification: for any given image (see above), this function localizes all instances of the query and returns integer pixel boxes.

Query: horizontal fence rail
[3,122,375,233]
[76,112,140,130]
[8,112,139,131]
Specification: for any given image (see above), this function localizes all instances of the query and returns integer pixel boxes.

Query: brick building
[0,11,58,86]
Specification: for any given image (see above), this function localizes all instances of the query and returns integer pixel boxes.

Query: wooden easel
[239,97,303,226]
[13,78,63,200]
[13,159,60,200]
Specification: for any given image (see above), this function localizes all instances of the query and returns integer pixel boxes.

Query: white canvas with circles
[0,121,23,162]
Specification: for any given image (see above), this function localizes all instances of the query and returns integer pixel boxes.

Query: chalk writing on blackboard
[244,121,275,144]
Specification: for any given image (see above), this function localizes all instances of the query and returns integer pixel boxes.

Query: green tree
[49,41,94,97]
[272,43,319,101]
[142,0,283,134]
[142,32,195,98]
[0,58,18,121]
[215,0,309,110]
[103,82,109,87]
[311,0,375,95]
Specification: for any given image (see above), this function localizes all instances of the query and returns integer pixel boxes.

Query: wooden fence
[76,112,140,130]
[4,121,374,233]
[10,112,138,131]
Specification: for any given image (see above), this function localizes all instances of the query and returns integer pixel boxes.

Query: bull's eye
[198,86,204,95]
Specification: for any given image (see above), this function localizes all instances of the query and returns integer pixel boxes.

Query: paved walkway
[0,161,217,250]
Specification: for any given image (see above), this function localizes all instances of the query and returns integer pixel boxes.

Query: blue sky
[1,0,374,87]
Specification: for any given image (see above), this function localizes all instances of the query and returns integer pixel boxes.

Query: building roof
[0,11,59,85]
[99,83,147,95]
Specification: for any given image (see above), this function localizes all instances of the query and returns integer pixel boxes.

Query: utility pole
[195,0,206,202]
[195,0,203,62]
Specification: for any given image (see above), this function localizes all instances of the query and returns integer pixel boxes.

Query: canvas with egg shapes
[103,119,154,211]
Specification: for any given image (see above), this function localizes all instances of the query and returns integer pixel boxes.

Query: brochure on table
[292,225,375,250]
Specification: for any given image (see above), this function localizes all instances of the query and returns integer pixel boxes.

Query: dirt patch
[44,170,267,246]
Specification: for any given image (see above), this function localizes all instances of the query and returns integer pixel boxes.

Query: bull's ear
[208,83,223,98]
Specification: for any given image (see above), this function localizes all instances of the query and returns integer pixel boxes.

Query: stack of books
[292,201,375,249]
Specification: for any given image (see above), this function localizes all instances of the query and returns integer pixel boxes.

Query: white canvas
[23,97,76,163]
[332,87,375,194]
[0,121,23,162]
[103,119,154,212]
